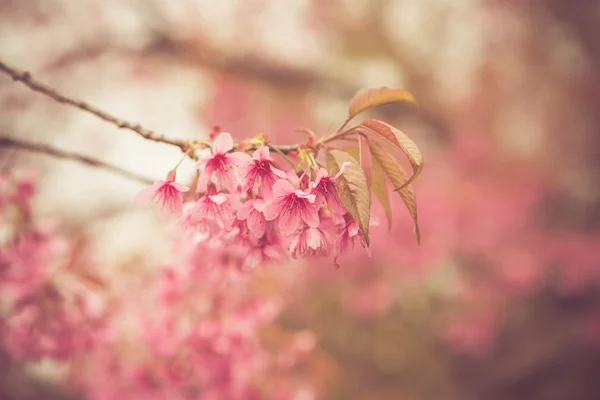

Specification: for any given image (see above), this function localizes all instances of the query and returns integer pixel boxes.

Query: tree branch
[0,60,188,151]
[0,136,154,185]
[0,59,306,156]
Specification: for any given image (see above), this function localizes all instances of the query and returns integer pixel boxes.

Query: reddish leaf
[369,142,420,244]
[348,87,417,119]
[371,157,393,230]
[345,147,392,230]
[357,133,372,188]
[326,149,371,245]
[357,119,423,190]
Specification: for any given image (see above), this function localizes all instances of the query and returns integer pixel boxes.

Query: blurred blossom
[2,0,600,399]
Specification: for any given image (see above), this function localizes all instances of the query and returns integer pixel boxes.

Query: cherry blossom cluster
[137,132,369,269]
[65,242,317,400]
[0,173,97,362]
[0,172,318,400]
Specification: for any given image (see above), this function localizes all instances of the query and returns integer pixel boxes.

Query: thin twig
[266,143,298,155]
[0,136,154,185]
[0,60,188,151]
[336,116,353,134]
[317,125,356,147]
[0,59,304,155]
[267,143,297,172]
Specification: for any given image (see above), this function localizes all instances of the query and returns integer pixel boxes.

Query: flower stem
[268,144,298,172]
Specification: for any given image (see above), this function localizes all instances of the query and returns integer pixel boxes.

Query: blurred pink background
[1,1,600,399]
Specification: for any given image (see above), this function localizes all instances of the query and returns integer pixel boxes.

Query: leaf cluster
[324,87,423,245]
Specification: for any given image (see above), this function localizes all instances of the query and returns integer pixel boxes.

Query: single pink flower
[289,226,331,259]
[237,146,287,199]
[191,192,236,230]
[10,171,36,212]
[328,210,347,227]
[263,180,320,235]
[136,170,190,215]
[196,132,252,193]
[237,199,267,239]
[333,214,369,268]
[310,164,349,215]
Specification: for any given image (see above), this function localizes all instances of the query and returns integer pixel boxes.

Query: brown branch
[0,59,188,151]
[0,60,309,156]
[266,143,298,153]
[0,136,154,185]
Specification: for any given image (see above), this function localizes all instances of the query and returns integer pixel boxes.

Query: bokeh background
[2,0,600,399]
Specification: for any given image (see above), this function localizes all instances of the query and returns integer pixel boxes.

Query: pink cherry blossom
[333,214,369,268]
[243,242,288,270]
[190,192,237,232]
[263,180,320,235]
[289,226,331,259]
[136,170,190,216]
[310,165,349,215]
[196,132,252,193]
[237,199,268,239]
[5,297,97,362]
[237,146,287,199]
[10,171,36,212]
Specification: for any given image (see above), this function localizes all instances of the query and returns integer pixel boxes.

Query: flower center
[257,160,269,172]
[208,154,228,170]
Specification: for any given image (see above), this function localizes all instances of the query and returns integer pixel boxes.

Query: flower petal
[219,203,235,227]
[270,165,288,179]
[272,180,295,198]
[159,189,184,216]
[197,172,210,193]
[196,156,211,170]
[288,234,300,256]
[252,199,266,212]
[258,174,277,200]
[279,208,302,235]
[237,200,254,220]
[262,201,281,221]
[253,146,270,160]
[135,181,164,205]
[330,212,346,227]
[301,204,320,228]
[306,228,322,250]
[247,210,266,239]
[348,221,360,237]
[295,189,316,203]
[333,162,351,180]
[226,151,252,167]
[333,233,345,256]
[325,191,347,214]
[171,182,191,192]
[209,193,227,205]
[311,168,328,188]
[217,168,239,193]
[213,132,234,154]
[236,162,254,179]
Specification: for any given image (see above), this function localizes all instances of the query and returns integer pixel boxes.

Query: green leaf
[369,142,420,245]
[326,149,371,246]
[356,119,424,190]
[348,87,417,119]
